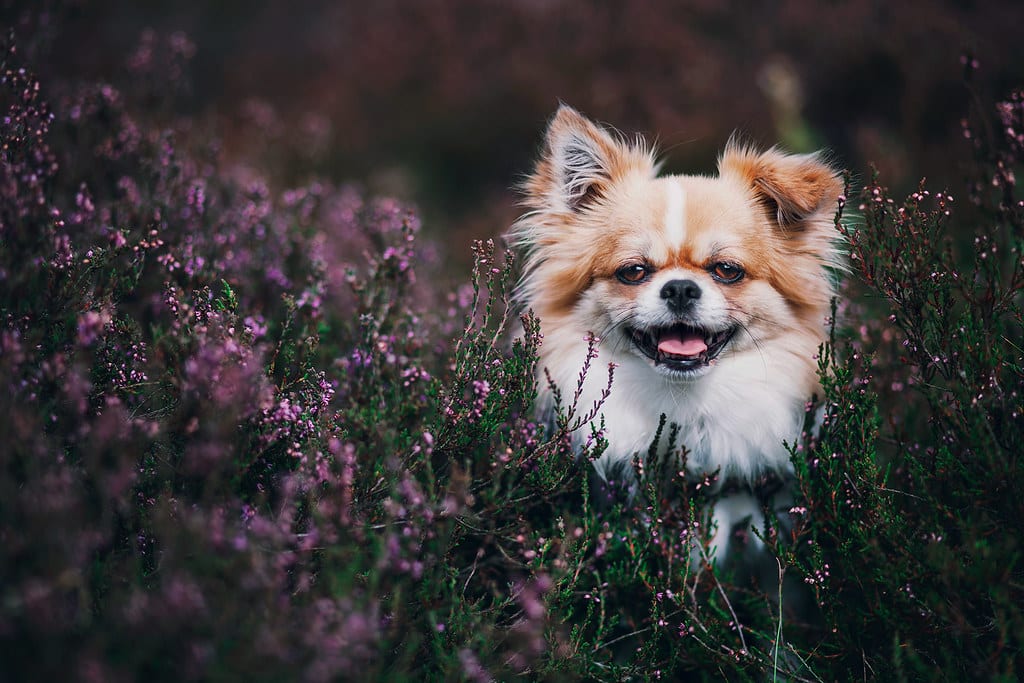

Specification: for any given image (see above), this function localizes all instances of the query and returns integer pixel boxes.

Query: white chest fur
[538,331,812,485]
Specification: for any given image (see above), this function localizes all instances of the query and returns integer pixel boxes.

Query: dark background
[11,0,1024,263]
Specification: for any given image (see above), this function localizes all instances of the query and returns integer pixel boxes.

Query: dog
[510,105,843,566]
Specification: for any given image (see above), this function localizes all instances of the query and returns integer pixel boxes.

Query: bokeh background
[13,0,1024,263]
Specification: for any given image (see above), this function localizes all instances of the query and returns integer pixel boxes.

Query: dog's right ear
[522,105,656,215]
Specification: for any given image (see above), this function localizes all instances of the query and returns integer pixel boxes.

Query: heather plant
[3,16,1024,683]
[0,28,587,681]
[775,78,1024,677]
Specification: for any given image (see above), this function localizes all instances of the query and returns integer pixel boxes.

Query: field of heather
[2,3,1023,681]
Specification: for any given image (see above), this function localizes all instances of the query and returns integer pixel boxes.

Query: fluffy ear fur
[718,143,843,228]
[521,105,656,215]
[719,143,845,311]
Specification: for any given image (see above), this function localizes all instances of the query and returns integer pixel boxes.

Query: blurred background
[10,0,1024,265]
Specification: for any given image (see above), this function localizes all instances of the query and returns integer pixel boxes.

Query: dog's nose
[660,279,701,311]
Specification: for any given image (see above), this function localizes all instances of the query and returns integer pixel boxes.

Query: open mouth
[627,323,737,372]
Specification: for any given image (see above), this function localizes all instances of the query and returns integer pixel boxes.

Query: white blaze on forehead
[662,179,686,248]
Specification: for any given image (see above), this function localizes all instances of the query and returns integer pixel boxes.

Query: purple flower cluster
[0,28,566,681]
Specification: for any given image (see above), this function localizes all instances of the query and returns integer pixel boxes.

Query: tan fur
[510,103,843,464]
[510,105,845,563]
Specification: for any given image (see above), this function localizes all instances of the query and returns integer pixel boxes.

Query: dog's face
[512,106,843,382]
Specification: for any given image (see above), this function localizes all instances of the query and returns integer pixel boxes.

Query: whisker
[725,313,770,379]
[597,309,636,352]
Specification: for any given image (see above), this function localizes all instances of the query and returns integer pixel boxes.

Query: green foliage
[783,83,1024,679]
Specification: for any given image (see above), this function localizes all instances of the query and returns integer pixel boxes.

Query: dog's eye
[616,264,650,284]
[709,262,744,283]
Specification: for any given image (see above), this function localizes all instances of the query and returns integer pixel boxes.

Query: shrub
[782,74,1024,678]
[0,29,581,681]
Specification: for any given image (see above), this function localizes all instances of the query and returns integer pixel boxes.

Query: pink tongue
[658,331,707,357]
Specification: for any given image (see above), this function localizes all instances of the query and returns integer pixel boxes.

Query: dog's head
[511,105,844,380]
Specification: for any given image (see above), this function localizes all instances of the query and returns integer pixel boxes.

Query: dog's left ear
[719,144,843,228]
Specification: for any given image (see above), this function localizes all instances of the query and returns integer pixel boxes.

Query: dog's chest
[559,359,807,483]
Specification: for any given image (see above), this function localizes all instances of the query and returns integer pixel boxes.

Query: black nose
[660,279,701,312]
